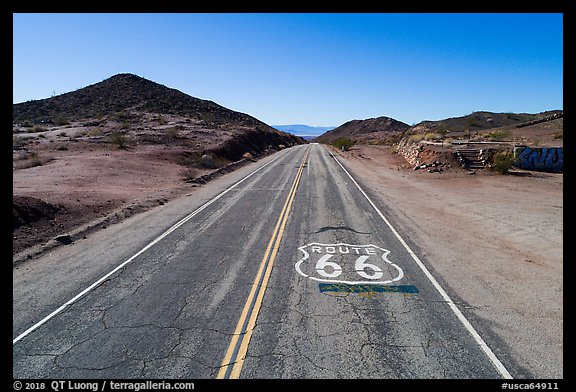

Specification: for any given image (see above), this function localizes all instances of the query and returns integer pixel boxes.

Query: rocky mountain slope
[13,73,304,161]
[406,110,563,139]
[315,110,563,147]
[314,116,410,144]
[13,73,304,257]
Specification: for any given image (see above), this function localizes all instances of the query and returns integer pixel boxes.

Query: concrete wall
[513,146,563,172]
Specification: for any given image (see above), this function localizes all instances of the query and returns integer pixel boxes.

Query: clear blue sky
[13,13,563,127]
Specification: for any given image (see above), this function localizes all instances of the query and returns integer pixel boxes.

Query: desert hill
[407,110,563,139]
[315,110,563,148]
[13,73,304,257]
[314,116,410,144]
[15,73,265,127]
[13,73,303,161]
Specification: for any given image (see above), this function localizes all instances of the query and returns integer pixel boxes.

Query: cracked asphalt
[13,144,512,379]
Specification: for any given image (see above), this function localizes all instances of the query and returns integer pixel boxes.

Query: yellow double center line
[217,146,310,379]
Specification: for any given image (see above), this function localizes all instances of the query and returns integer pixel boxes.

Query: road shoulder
[330,144,563,379]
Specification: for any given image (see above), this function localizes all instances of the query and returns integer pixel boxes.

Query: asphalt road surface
[13,143,514,379]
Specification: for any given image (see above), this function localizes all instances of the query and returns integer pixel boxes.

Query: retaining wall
[513,146,563,172]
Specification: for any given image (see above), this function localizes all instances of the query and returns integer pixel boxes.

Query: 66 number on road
[295,243,404,285]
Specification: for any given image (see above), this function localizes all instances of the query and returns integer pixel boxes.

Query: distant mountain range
[313,110,563,145]
[272,124,336,139]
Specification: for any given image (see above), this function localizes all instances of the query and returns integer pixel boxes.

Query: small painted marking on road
[319,283,419,294]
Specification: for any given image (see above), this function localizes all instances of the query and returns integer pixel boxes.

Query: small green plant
[20,151,43,168]
[87,127,102,137]
[110,131,128,149]
[114,112,131,121]
[28,126,48,133]
[55,116,69,126]
[155,116,168,125]
[201,112,216,123]
[332,137,355,151]
[484,130,511,141]
[165,127,180,140]
[182,167,199,182]
[489,150,515,174]
[408,134,425,143]
[13,136,30,148]
[424,132,441,141]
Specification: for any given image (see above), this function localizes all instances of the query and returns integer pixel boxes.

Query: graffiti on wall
[514,146,563,172]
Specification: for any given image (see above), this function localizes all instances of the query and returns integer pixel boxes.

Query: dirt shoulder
[332,144,563,379]
[12,142,208,262]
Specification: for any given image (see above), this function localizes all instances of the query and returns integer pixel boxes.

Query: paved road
[13,143,513,379]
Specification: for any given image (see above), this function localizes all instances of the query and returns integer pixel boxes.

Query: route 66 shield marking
[295,242,404,285]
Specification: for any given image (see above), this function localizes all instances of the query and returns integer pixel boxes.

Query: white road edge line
[328,147,514,379]
[13,150,289,345]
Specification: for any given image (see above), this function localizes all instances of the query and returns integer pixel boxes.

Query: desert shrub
[201,112,216,123]
[181,167,199,182]
[424,132,441,141]
[165,127,180,140]
[199,153,227,169]
[155,116,168,125]
[489,150,515,174]
[332,137,355,151]
[83,120,102,127]
[553,133,563,139]
[87,127,102,137]
[110,131,128,149]
[408,134,425,143]
[113,112,131,121]
[484,130,511,141]
[177,151,225,169]
[13,136,30,148]
[28,126,48,133]
[55,116,69,126]
[20,152,43,168]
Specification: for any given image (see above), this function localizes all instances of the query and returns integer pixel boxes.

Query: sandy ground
[12,141,563,378]
[12,142,210,259]
[332,145,563,379]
